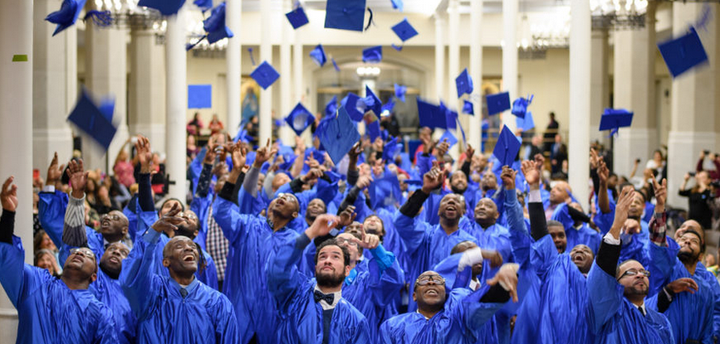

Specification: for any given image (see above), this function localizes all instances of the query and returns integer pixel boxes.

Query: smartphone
[635,158,641,163]
[704,150,710,155]
[689,171,697,177]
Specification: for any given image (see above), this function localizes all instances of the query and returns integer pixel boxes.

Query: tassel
[391,44,403,51]
[248,47,256,66]
[83,10,113,27]
[332,58,340,72]
[364,8,375,31]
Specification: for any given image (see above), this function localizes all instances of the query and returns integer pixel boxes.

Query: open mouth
[425,289,439,296]
[109,256,120,264]
[183,254,196,262]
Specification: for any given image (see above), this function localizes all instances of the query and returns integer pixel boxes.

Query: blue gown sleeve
[531,235,560,279]
[392,211,431,256]
[119,230,162,317]
[0,235,39,308]
[37,190,69,248]
[212,195,254,245]
[447,286,507,340]
[96,306,120,343]
[267,232,306,315]
[367,245,405,307]
[592,199,616,235]
[647,241,677,296]
[586,261,625,334]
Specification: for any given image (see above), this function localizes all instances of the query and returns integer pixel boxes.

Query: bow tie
[313,290,334,305]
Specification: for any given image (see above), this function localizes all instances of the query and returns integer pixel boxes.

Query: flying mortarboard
[362,46,383,63]
[363,86,383,115]
[599,108,633,132]
[381,100,395,116]
[658,27,709,78]
[317,106,362,164]
[286,4,309,29]
[204,2,234,44]
[194,0,213,12]
[325,96,338,119]
[250,61,280,90]
[462,100,474,115]
[492,125,522,167]
[394,84,407,102]
[391,0,404,11]
[138,0,186,16]
[45,0,87,36]
[516,111,535,131]
[342,93,364,122]
[416,98,447,130]
[363,110,381,141]
[486,92,511,116]
[392,18,418,42]
[510,95,533,119]
[324,0,366,32]
[383,137,403,162]
[455,68,474,98]
[310,44,327,67]
[440,130,458,149]
[67,88,117,151]
[285,102,315,136]
[439,101,457,130]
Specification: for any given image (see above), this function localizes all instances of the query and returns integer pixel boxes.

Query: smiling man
[0,176,117,343]
[120,204,238,343]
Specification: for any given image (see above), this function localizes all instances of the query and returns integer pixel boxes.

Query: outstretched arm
[63,159,90,248]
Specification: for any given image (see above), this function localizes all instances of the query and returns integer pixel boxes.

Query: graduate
[380,249,519,344]
[267,214,371,343]
[0,176,118,343]
[335,228,405,342]
[586,185,674,344]
[133,136,219,290]
[120,202,238,343]
[393,161,478,311]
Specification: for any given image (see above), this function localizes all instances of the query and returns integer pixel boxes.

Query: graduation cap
[511,95,533,119]
[383,137,403,162]
[394,84,407,102]
[310,44,327,67]
[362,46,383,63]
[416,98,447,130]
[312,150,326,165]
[440,130,458,149]
[492,125,521,167]
[285,102,315,136]
[391,18,418,42]
[285,4,309,29]
[67,88,117,151]
[194,0,213,12]
[324,0,366,32]
[45,0,87,36]
[341,93,364,122]
[363,110,381,141]
[391,0,404,11]
[439,101,457,130]
[324,95,338,119]
[250,61,280,90]
[486,91,510,115]
[599,108,633,133]
[455,68,474,98]
[317,106,362,164]
[363,86,383,115]
[368,170,402,209]
[381,99,395,116]
[462,100,474,115]
[516,111,535,131]
[204,2,234,44]
[404,179,422,192]
[233,127,253,143]
[658,27,709,78]
[138,0,186,16]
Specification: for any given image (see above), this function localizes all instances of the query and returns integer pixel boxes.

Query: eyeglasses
[69,248,95,259]
[617,269,650,281]
[336,238,358,247]
[277,193,297,203]
[416,275,446,286]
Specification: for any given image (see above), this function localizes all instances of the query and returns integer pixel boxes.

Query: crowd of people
[3,114,720,344]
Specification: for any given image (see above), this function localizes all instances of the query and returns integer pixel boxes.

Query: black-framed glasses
[416,275,446,286]
[617,269,650,281]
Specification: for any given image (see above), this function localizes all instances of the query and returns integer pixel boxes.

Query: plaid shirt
[206,205,229,282]
[649,212,667,247]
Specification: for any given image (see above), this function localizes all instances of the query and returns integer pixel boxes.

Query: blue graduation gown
[0,236,117,343]
[646,241,714,343]
[586,261,674,344]
[551,203,601,254]
[695,262,720,340]
[379,286,506,344]
[343,245,405,342]
[91,267,136,344]
[212,189,300,344]
[267,234,371,344]
[393,211,477,311]
[120,230,238,343]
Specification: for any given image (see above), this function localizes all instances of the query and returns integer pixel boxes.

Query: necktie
[313,290,334,305]
[180,288,188,298]
[638,306,646,317]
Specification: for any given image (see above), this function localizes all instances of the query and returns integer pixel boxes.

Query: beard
[175,224,196,239]
[677,249,700,264]
[99,261,121,279]
[451,184,467,194]
[316,268,345,288]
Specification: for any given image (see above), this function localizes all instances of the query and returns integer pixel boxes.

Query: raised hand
[501,165,517,190]
[203,135,221,165]
[422,137,438,155]
[436,139,450,158]
[611,186,635,238]
[254,139,278,168]
[421,161,446,193]
[151,203,183,233]
[533,154,545,170]
[589,148,599,170]
[1,176,18,212]
[351,225,380,250]
[230,142,247,170]
[597,158,609,185]
[134,135,154,174]
[212,161,229,177]
[356,175,373,190]
[465,144,475,160]
[348,141,362,161]
[521,160,540,188]
[337,205,357,229]
[482,249,504,268]
[305,154,320,170]
[653,178,667,213]
[666,277,699,295]
[66,159,89,199]
[486,263,520,303]
[302,168,324,183]
[46,152,65,186]
[306,214,341,239]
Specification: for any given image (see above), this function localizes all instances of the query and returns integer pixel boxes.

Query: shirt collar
[169,276,200,296]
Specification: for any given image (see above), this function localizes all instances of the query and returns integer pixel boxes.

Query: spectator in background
[34,249,61,277]
[187,112,204,136]
[113,138,136,189]
[679,171,713,230]
[646,149,666,182]
[550,134,567,175]
[187,135,200,161]
[380,111,400,138]
[524,135,543,161]
[543,111,559,152]
[705,253,718,277]
[209,114,224,135]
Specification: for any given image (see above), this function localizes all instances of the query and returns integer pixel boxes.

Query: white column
[33,0,75,170]
[279,0,294,144]
[165,5,188,202]
[226,0,241,133]
[434,13,446,102]
[569,0,591,209]
[447,0,460,156]
[469,0,483,150]
[0,0,33,338]
[589,29,610,145]
[85,22,129,171]
[129,30,166,153]
[293,35,303,103]
[502,0,518,131]
[667,3,718,208]
[612,4,656,179]
[259,0,273,145]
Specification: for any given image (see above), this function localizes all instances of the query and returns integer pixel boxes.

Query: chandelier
[92,0,164,30]
[590,0,648,30]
